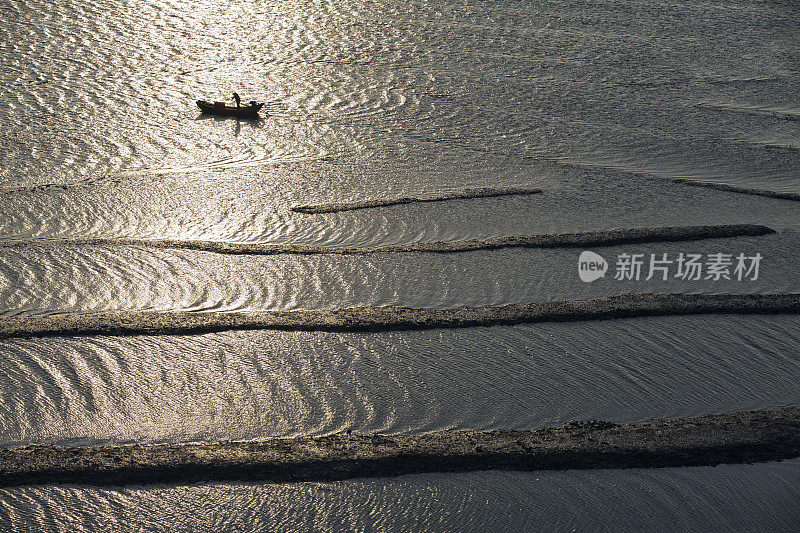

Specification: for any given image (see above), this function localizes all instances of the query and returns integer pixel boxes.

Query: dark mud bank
[1,408,798,487]
[2,293,799,339]
[1,224,775,256]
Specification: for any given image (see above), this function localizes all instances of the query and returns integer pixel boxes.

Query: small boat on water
[197,99,265,118]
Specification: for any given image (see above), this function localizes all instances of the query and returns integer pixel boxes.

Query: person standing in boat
[232,92,241,108]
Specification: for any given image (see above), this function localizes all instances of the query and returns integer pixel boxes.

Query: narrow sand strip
[2,293,798,339]
[290,187,543,213]
[673,178,800,201]
[1,407,797,487]
[0,224,776,256]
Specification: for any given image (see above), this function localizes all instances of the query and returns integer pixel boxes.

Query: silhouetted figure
[232,92,241,108]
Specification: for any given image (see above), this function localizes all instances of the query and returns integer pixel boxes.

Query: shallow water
[1,315,799,447]
[1,0,799,528]
[1,459,799,532]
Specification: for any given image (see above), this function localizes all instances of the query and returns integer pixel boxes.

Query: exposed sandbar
[290,187,543,213]
[1,293,798,339]
[1,407,798,487]
[673,178,800,202]
[1,224,775,256]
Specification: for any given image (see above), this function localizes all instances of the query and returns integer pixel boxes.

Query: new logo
[578,251,608,282]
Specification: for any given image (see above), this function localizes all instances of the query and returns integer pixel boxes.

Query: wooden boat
[197,100,265,118]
